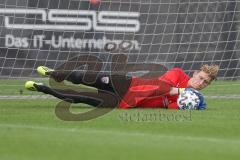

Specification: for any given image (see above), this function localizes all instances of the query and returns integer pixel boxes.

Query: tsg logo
[0,8,140,32]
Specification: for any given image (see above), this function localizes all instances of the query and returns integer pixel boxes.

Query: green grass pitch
[0,79,240,160]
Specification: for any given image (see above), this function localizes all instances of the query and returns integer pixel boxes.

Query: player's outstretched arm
[169,87,184,95]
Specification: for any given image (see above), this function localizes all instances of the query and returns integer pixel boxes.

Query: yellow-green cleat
[37,66,54,77]
[24,81,43,91]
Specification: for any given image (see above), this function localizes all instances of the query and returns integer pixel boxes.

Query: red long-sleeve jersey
[118,68,190,109]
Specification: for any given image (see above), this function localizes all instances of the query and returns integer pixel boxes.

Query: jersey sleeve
[160,68,189,110]
[159,68,187,86]
[167,102,179,109]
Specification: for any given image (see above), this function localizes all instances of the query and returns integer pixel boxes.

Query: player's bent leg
[37,66,54,77]
[36,66,131,94]
[25,80,119,107]
[25,81,108,107]
[37,66,68,82]
[25,81,44,91]
[48,70,118,92]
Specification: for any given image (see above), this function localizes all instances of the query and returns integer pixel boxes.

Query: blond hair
[200,64,219,81]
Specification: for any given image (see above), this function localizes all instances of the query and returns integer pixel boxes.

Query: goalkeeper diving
[25,61,219,110]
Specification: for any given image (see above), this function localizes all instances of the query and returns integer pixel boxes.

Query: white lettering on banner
[5,34,140,51]
[5,34,29,48]
[0,9,140,32]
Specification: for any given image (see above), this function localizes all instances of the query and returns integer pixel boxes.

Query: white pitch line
[0,95,240,99]
[0,123,239,144]
[0,95,56,99]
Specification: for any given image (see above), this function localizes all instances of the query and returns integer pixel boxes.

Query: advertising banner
[0,0,239,78]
